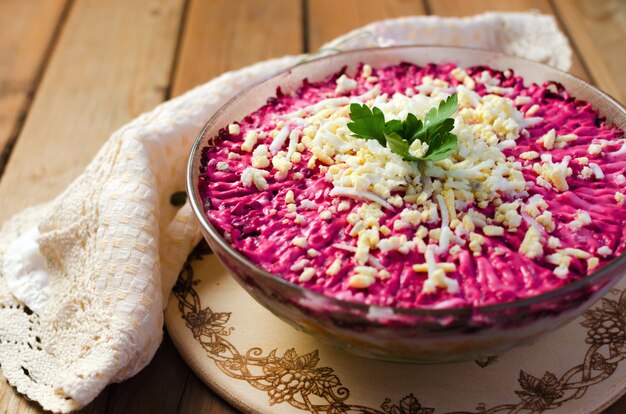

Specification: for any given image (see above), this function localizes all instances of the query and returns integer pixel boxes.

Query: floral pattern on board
[173,242,626,413]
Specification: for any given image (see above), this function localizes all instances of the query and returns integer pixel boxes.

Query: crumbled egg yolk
[233,68,606,294]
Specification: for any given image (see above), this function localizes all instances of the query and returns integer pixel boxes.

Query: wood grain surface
[0,0,185,223]
[0,0,624,413]
[553,0,626,103]
[172,0,302,95]
[425,0,593,82]
[0,0,68,176]
[307,0,426,50]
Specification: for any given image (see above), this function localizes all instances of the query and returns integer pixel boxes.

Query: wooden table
[0,0,624,412]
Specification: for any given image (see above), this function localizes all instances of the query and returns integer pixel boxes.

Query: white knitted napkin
[0,12,571,413]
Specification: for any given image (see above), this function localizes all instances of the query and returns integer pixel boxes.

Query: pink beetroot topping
[199,62,626,309]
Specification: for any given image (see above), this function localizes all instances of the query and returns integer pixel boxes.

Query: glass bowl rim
[187,45,626,317]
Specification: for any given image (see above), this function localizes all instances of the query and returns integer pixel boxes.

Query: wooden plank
[0,0,185,224]
[171,0,302,95]
[173,0,424,414]
[178,374,239,414]
[425,0,592,82]
[172,1,302,409]
[0,0,186,412]
[171,2,470,410]
[0,0,68,175]
[307,0,427,50]
[552,0,626,103]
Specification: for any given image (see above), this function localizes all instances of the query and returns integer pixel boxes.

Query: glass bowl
[187,46,626,363]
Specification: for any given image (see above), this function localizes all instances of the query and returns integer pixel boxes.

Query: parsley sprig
[347,93,459,162]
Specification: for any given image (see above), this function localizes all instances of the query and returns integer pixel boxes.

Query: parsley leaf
[386,132,419,161]
[347,93,459,162]
[402,113,423,141]
[425,132,457,161]
[426,93,458,127]
[346,104,386,146]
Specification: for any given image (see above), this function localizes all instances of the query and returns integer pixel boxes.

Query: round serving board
[165,243,626,414]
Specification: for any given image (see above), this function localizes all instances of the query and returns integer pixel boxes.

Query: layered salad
[198,62,626,309]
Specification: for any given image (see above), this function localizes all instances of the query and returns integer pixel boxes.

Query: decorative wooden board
[165,243,626,414]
